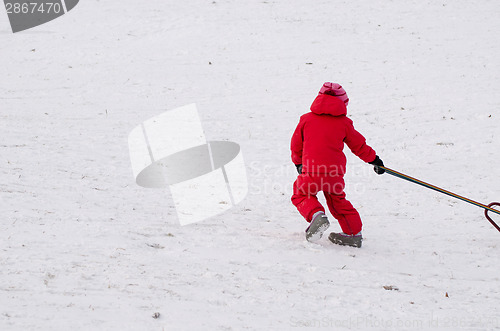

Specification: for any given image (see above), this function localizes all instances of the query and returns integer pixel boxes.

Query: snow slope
[1,0,500,330]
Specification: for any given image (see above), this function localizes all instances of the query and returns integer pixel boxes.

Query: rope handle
[485,202,500,233]
[379,166,500,233]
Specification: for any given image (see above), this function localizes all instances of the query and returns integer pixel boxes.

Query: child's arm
[290,117,305,166]
[344,119,377,163]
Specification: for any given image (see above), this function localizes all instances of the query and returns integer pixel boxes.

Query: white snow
[1,0,500,330]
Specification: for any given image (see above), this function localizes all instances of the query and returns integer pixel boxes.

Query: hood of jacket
[310,93,347,116]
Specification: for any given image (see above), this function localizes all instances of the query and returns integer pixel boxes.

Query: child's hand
[369,156,385,175]
[295,164,303,174]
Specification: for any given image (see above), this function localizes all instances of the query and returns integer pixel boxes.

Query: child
[291,82,384,247]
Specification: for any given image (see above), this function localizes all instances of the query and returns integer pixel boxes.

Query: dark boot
[328,232,363,248]
[305,212,330,242]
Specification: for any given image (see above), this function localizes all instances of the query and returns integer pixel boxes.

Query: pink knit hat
[319,82,349,106]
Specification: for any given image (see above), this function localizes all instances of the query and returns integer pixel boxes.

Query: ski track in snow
[1,0,500,330]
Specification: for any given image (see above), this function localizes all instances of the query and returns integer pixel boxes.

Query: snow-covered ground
[1,0,500,330]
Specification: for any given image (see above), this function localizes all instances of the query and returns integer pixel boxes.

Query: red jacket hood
[310,94,347,116]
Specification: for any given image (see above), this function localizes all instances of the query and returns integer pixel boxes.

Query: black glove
[295,164,303,174]
[369,155,385,175]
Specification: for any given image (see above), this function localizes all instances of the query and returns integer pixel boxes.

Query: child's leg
[324,192,362,235]
[291,174,325,222]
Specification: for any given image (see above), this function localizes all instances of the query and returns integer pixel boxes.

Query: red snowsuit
[291,93,376,235]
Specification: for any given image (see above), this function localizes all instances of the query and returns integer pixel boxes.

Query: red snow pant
[291,173,362,235]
